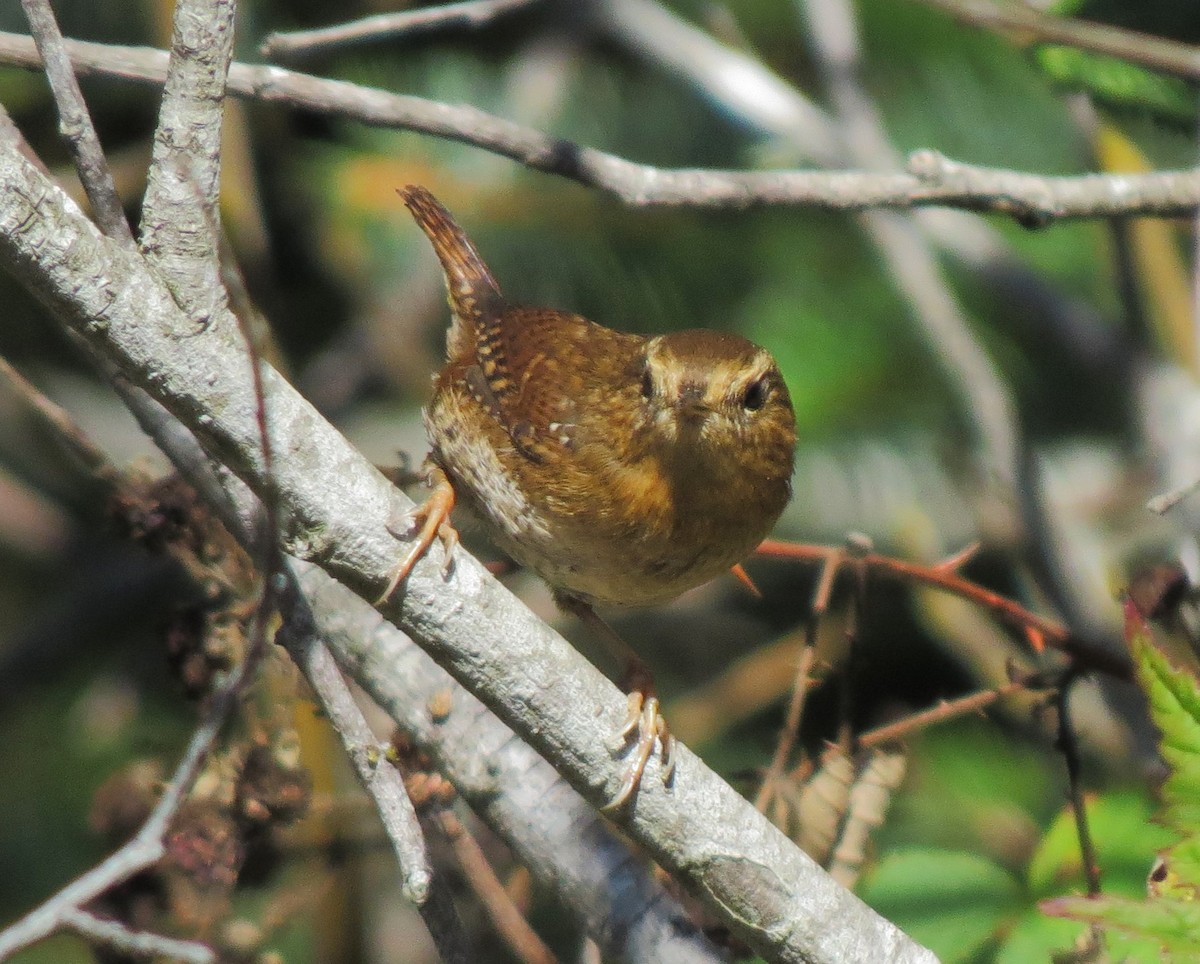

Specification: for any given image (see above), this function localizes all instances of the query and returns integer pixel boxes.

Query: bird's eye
[639,366,654,399]
[741,377,769,412]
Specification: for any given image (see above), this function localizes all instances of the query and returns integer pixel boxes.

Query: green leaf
[1044,894,1200,958]
[1129,603,1200,831]
[860,848,1022,962]
[995,908,1089,964]
[1154,834,1200,900]
[1033,45,1195,123]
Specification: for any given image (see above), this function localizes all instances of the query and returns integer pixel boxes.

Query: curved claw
[602,692,675,811]
[376,469,458,604]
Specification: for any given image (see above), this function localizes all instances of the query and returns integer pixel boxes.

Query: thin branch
[19,0,132,243]
[755,551,840,812]
[910,0,1200,84]
[1054,672,1103,897]
[60,909,215,964]
[755,540,1133,681]
[261,0,544,61]
[0,32,1198,220]
[1147,477,1200,515]
[436,811,556,964]
[857,680,1027,749]
[276,597,434,906]
[0,651,249,960]
[0,140,935,964]
[0,354,122,487]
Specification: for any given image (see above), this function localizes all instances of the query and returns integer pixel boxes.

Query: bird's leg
[559,596,677,809]
[376,463,458,604]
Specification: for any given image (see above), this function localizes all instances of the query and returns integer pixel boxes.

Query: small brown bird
[385,186,796,807]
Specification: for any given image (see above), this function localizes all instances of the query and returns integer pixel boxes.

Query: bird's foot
[603,690,676,811]
[376,466,458,604]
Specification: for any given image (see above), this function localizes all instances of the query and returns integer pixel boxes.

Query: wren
[385,185,797,807]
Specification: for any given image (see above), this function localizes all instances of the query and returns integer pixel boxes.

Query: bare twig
[435,810,557,964]
[60,909,215,964]
[277,599,434,905]
[910,0,1200,84]
[0,354,122,487]
[1147,478,1200,515]
[19,0,132,243]
[261,0,543,61]
[858,680,1028,749]
[0,653,249,959]
[755,540,1133,680]
[0,32,1198,220]
[802,0,1022,497]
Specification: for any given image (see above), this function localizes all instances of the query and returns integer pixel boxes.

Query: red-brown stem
[437,811,557,964]
[858,680,1027,749]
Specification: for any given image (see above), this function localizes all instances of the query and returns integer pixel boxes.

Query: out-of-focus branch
[0,641,250,960]
[277,595,436,906]
[591,0,841,163]
[59,909,215,964]
[911,0,1200,83]
[802,0,1022,498]
[0,31,1198,220]
[261,0,544,61]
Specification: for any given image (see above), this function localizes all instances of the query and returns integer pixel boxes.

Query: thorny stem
[755,540,1132,680]
[857,680,1028,749]
[754,549,842,812]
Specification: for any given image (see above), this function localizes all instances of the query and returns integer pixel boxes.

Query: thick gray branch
[294,561,725,963]
[0,138,934,964]
[139,0,234,322]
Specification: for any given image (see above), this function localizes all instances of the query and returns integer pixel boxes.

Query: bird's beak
[676,382,710,422]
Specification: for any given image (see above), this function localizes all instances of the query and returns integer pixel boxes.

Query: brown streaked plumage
[386,185,797,807]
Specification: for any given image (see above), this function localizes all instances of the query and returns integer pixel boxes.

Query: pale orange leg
[558,597,676,809]
[376,465,458,604]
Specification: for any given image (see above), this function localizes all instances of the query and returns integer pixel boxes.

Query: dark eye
[639,366,654,399]
[742,377,769,412]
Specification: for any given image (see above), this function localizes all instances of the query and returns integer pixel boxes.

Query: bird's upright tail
[399,185,504,326]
